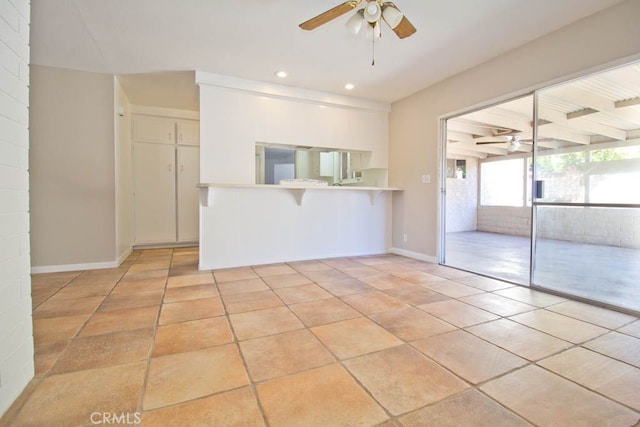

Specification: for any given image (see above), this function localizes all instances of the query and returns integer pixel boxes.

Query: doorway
[442,61,640,313]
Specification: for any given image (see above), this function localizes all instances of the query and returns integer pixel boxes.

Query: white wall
[0,0,33,416]
[196,72,390,184]
[115,78,133,262]
[477,206,531,237]
[446,157,478,232]
[30,66,116,270]
[389,0,640,260]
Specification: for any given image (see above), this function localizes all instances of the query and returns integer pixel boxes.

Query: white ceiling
[31,0,626,103]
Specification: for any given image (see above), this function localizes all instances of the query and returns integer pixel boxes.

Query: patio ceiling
[447,63,640,159]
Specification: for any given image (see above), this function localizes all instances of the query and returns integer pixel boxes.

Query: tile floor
[2,248,640,426]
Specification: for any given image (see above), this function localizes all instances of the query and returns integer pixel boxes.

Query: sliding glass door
[532,73,640,312]
[443,61,640,313]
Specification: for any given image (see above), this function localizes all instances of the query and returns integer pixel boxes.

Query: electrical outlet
[421,174,431,184]
[403,233,408,243]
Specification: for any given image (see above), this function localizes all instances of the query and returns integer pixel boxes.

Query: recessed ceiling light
[345,83,355,90]
[275,71,288,78]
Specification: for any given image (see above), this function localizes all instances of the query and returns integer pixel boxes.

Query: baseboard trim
[390,247,438,264]
[133,242,198,250]
[31,260,120,274]
[116,247,133,265]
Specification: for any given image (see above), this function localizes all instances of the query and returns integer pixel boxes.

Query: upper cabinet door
[177,120,200,146]
[132,115,175,144]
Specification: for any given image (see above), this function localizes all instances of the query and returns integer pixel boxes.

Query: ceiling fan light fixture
[382,5,403,29]
[365,21,381,39]
[345,9,365,34]
[363,1,381,23]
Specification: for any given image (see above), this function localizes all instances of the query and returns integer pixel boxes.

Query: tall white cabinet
[132,114,199,245]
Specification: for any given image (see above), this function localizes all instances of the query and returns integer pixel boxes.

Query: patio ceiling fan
[299,0,417,39]
[476,135,528,153]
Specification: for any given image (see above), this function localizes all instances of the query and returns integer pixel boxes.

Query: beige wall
[389,0,640,259]
[115,78,133,262]
[30,66,116,268]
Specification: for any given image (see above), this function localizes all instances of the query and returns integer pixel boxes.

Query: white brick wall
[0,0,32,417]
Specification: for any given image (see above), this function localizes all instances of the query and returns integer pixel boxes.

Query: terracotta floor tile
[50,327,154,374]
[111,277,167,294]
[459,293,536,317]
[213,267,258,283]
[159,297,225,325]
[455,275,515,292]
[341,265,385,279]
[99,289,163,312]
[345,345,468,415]
[127,261,171,272]
[393,271,447,284]
[289,297,361,327]
[361,274,414,290]
[253,263,297,277]
[34,339,69,377]
[122,269,169,281]
[163,283,218,303]
[384,285,451,306]
[417,300,498,328]
[399,389,529,427]
[369,307,456,341]
[166,272,214,288]
[494,286,567,307]
[32,296,104,319]
[33,314,90,343]
[230,306,303,340]
[481,365,639,426]
[428,266,475,279]
[619,320,640,338]
[373,263,418,274]
[584,331,640,368]
[140,387,263,427]
[302,268,352,283]
[240,329,334,382]
[222,289,284,314]
[263,272,313,289]
[80,306,159,336]
[420,280,485,298]
[311,317,402,360]
[540,347,640,411]
[275,283,333,304]
[510,309,608,344]
[322,258,363,269]
[143,344,249,410]
[546,300,638,329]
[11,362,146,427]
[288,260,333,272]
[217,277,268,296]
[48,282,115,300]
[341,291,408,315]
[466,318,571,361]
[153,316,233,356]
[317,278,374,296]
[257,364,388,427]
[169,266,201,277]
[413,330,527,384]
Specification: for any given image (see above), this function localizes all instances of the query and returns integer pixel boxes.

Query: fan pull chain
[371,28,375,66]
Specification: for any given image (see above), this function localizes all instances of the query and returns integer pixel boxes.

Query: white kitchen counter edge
[197,183,402,207]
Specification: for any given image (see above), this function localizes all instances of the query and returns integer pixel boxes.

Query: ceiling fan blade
[299,1,359,31]
[476,141,508,145]
[392,15,416,38]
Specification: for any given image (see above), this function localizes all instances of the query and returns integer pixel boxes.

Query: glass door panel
[532,63,640,312]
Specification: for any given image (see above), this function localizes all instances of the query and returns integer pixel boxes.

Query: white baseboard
[390,247,438,264]
[31,260,120,274]
[32,247,134,274]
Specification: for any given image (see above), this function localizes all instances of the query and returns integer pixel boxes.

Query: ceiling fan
[476,135,525,153]
[299,1,417,39]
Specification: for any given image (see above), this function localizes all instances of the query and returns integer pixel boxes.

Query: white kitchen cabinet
[132,114,200,246]
[133,143,177,244]
[177,145,200,242]
[132,115,175,144]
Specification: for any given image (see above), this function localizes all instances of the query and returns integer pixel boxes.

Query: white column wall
[0,0,32,416]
